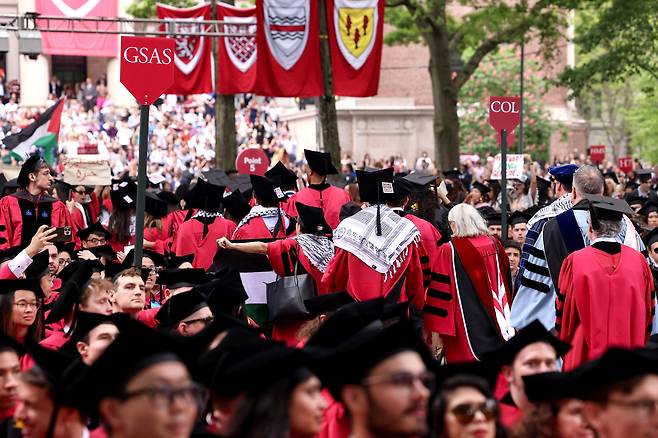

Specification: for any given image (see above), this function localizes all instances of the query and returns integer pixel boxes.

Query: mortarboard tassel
[376,186,382,236]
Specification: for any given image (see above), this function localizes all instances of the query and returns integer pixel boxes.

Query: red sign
[589,145,606,163]
[489,96,521,134]
[236,148,270,176]
[619,157,634,174]
[120,36,175,106]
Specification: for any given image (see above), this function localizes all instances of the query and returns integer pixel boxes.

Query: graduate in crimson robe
[321,168,425,308]
[288,149,351,230]
[172,179,236,270]
[424,203,515,363]
[265,161,300,218]
[232,174,295,240]
[0,156,75,250]
[556,195,655,370]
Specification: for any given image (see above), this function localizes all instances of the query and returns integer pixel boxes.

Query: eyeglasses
[13,301,41,311]
[451,399,498,424]
[58,258,72,267]
[182,316,214,326]
[74,189,86,195]
[86,237,107,245]
[362,371,435,392]
[607,398,658,418]
[119,383,208,410]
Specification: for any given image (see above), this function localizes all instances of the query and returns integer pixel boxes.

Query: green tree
[459,50,558,161]
[127,0,196,18]
[385,0,577,169]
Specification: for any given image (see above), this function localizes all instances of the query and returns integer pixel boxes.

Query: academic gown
[403,212,441,282]
[0,191,75,249]
[556,242,654,370]
[291,184,352,229]
[172,217,237,270]
[232,215,293,240]
[144,227,171,255]
[425,235,514,363]
[321,244,425,308]
[40,331,68,350]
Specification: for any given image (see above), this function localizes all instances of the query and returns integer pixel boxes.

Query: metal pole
[133,104,149,268]
[501,128,508,241]
[518,38,525,154]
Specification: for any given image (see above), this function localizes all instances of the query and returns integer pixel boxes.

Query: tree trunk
[426,35,460,170]
[318,0,341,168]
[214,0,237,170]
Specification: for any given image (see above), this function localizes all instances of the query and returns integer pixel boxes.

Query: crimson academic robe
[40,331,68,350]
[291,185,352,229]
[425,235,514,363]
[556,243,654,370]
[0,191,75,249]
[321,244,425,309]
[70,206,86,232]
[233,216,292,240]
[405,213,440,286]
[318,391,350,438]
[163,209,194,237]
[172,217,237,270]
[266,238,333,295]
[144,227,171,255]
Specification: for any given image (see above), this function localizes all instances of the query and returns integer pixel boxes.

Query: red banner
[619,157,634,174]
[327,0,384,97]
[217,3,257,94]
[157,4,213,95]
[254,0,323,97]
[36,0,117,56]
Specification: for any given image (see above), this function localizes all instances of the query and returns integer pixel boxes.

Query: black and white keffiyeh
[236,206,287,232]
[333,205,420,277]
[294,234,334,272]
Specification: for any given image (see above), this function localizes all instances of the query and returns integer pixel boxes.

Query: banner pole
[501,128,508,241]
[133,104,149,268]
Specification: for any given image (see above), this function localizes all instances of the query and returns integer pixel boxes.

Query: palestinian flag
[3,98,64,164]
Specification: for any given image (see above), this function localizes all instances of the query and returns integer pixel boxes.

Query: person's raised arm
[216,237,267,255]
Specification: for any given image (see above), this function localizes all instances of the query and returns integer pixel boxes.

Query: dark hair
[20,366,54,399]
[108,208,133,243]
[0,290,44,343]
[510,401,559,438]
[224,367,314,438]
[585,374,648,403]
[503,240,522,252]
[431,375,506,438]
[255,195,279,209]
[113,267,142,286]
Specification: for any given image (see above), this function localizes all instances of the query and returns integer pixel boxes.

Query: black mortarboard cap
[392,176,414,199]
[222,189,251,223]
[25,340,82,406]
[0,331,25,356]
[536,177,550,193]
[296,202,331,235]
[156,290,209,329]
[61,312,129,353]
[76,221,112,241]
[626,181,640,191]
[304,149,338,175]
[55,242,76,257]
[104,262,126,280]
[604,171,620,185]
[0,173,7,197]
[403,172,437,189]
[57,259,103,284]
[156,190,179,207]
[227,174,253,200]
[485,212,502,226]
[643,227,658,248]
[1,178,18,197]
[185,179,225,212]
[639,201,658,217]
[145,192,168,218]
[158,268,207,289]
[587,195,634,229]
[637,169,653,182]
[626,195,646,207]
[167,254,195,269]
[356,168,394,204]
[472,181,491,196]
[339,202,362,222]
[122,248,167,268]
[24,249,49,279]
[197,271,248,316]
[482,320,571,367]
[509,210,529,226]
[87,244,117,261]
[202,169,230,187]
[46,260,103,323]
[17,155,44,188]
[442,168,462,180]
[250,174,286,204]
[110,177,137,211]
[433,360,500,392]
[522,371,578,402]
[304,291,354,316]
[265,162,298,190]
[54,180,72,201]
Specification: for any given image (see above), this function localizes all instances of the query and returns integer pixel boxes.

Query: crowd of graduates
[0,147,656,438]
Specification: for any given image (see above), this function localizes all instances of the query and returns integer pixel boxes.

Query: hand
[216,237,233,250]
[143,239,155,249]
[116,251,126,263]
[25,225,57,258]
[77,250,97,261]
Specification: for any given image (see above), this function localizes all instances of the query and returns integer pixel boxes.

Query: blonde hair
[447,203,489,237]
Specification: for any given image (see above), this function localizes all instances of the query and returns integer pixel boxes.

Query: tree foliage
[560,0,658,96]
[127,0,196,18]
[459,50,559,161]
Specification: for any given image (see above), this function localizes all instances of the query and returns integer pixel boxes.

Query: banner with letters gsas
[35,0,117,56]
[157,4,213,95]
[327,0,384,97]
[217,3,257,94]
[254,0,323,97]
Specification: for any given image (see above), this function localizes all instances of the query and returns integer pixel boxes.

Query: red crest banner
[217,3,257,94]
[35,0,117,56]
[157,4,213,95]
[619,157,634,174]
[327,0,384,97]
[589,145,606,163]
[254,0,323,97]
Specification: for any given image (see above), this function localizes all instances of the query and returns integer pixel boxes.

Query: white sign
[491,154,525,180]
[62,159,112,186]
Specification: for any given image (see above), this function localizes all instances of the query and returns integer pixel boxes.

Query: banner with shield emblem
[327,0,384,97]
[255,0,323,97]
[217,3,258,94]
[157,3,213,95]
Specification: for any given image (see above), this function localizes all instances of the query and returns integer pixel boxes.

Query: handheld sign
[491,154,525,180]
[589,145,606,163]
[619,157,634,174]
[236,148,270,176]
[120,36,175,105]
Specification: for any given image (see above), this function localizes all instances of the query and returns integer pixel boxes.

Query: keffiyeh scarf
[527,194,573,227]
[236,206,287,233]
[333,205,420,276]
[294,234,334,272]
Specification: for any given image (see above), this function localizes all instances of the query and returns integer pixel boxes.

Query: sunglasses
[451,399,498,424]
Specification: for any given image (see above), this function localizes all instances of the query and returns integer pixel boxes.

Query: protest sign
[491,154,525,180]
